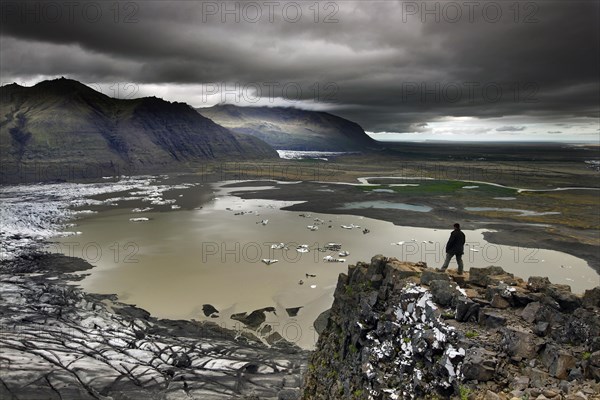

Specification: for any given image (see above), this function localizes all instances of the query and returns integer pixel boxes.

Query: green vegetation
[345,285,354,296]
[344,281,373,297]
[442,311,455,319]
[465,330,479,338]
[353,389,364,398]
[349,344,358,354]
[583,351,592,360]
[459,386,471,400]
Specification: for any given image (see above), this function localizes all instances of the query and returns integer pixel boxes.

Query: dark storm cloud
[496,126,526,132]
[1,0,598,134]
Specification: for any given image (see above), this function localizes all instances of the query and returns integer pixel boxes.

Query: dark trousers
[441,252,464,273]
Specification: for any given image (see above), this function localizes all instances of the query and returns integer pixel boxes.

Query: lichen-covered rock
[303,259,465,399]
[552,307,600,346]
[304,256,600,400]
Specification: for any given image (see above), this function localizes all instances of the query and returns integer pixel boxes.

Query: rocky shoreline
[2,251,599,399]
[0,253,308,399]
[303,255,600,399]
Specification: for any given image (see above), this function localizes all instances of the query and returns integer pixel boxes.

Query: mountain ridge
[198,104,380,151]
[0,78,278,182]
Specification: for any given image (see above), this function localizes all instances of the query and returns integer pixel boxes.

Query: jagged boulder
[545,284,581,312]
[582,286,600,308]
[231,307,276,329]
[527,367,550,388]
[468,266,515,287]
[369,254,387,274]
[511,286,537,306]
[528,276,552,292]
[462,347,497,381]
[384,258,423,280]
[486,284,516,308]
[202,304,219,317]
[584,351,600,380]
[313,309,331,335]
[455,296,480,322]
[533,321,550,336]
[553,307,600,347]
[478,309,507,328]
[542,345,576,379]
[522,301,544,323]
[501,328,541,360]
[429,280,462,307]
[420,269,451,286]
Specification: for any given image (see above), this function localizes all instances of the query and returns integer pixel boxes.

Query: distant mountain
[0,78,278,181]
[198,104,379,151]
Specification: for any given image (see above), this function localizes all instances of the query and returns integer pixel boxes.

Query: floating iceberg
[323,255,345,263]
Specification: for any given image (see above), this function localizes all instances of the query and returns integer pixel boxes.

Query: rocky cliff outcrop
[303,256,600,400]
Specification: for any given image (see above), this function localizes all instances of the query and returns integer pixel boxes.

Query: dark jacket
[446,229,465,255]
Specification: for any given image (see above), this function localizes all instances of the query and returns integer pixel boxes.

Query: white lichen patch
[361,283,464,399]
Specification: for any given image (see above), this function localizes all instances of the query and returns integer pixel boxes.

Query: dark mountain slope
[0,78,277,182]
[198,104,380,151]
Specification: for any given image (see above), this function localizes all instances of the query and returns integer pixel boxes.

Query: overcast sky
[1,0,599,141]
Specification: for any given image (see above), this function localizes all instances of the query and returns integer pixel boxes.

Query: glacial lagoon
[49,180,600,349]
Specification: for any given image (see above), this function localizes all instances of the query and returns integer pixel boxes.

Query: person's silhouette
[440,223,466,274]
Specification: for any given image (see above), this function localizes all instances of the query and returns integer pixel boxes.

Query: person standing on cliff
[440,223,466,275]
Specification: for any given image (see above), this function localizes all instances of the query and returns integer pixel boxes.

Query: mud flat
[225,178,600,275]
[0,253,307,399]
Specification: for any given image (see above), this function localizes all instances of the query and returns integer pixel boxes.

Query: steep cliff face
[0,79,278,183]
[303,256,600,400]
[198,104,380,151]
